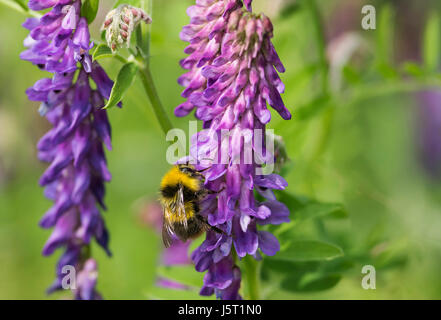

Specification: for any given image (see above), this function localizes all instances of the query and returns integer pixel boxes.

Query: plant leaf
[296,94,332,120]
[269,240,343,262]
[282,273,342,292]
[92,44,113,61]
[279,2,301,20]
[104,62,138,109]
[423,12,441,71]
[81,0,100,24]
[376,4,395,66]
[0,0,27,12]
[156,265,204,288]
[295,202,347,221]
[402,62,426,78]
[113,0,142,8]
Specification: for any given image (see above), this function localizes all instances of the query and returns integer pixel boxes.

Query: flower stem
[135,0,174,136]
[136,0,151,60]
[303,0,334,194]
[0,0,41,18]
[138,66,174,135]
[304,0,329,94]
[242,255,261,300]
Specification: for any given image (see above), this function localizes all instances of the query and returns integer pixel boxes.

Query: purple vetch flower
[74,258,102,300]
[21,0,116,300]
[243,0,252,11]
[177,1,291,300]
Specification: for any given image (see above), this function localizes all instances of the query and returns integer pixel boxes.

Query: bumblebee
[159,164,221,247]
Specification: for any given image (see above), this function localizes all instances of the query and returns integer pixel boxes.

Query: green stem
[137,0,152,60]
[138,66,173,135]
[303,0,333,195]
[304,0,329,94]
[242,255,261,300]
[80,244,92,264]
[135,0,174,136]
[0,0,41,18]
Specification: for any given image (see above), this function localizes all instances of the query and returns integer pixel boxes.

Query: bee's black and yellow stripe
[160,165,202,222]
[160,165,206,244]
[159,165,225,247]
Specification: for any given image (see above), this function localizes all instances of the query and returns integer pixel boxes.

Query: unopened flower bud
[272,134,290,174]
[101,5,152,53]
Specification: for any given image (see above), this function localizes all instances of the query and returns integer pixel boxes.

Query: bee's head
[177,164,197,175]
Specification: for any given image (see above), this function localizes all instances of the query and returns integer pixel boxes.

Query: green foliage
[376,4,395,67]
[283,272,342,293]
[156,265,204,288]
[0,0,27,13]
[423,12,441,72]
[81,0,99,24]
[92,44,114,61]
[295,94,332,120]
[274,191,347,235]
[278,2,301,20]
[261,257,353,295]
[113,0,143,9]
[2,0,441,300]
[269,240,343,262]
[104,62,139,109]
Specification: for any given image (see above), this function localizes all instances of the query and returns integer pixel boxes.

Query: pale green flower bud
[101,4,152,53]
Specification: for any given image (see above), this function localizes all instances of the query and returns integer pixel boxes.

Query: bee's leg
[196,215,227,236]
[211,225,227,236]
[206,187,225,195]
[196,167,211,173]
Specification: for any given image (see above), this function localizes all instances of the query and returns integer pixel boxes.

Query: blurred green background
[1,0,441,299]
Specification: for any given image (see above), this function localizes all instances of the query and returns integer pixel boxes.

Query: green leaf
[376,4,395,66]
[113,0,142,8]
[12,0,26,9]
[402,62,426,78]
[376,62,399,79]
[279,2,301,20]
[269,240,343,262]
[0,0,27,13]
[104,62,139,109]
[92,44,114,61]
[81,0,99,24]
[342,65,361,84]
[295,202,347,221]
[371,238,409,270]
[423,12,441,71]
[145,287,212,300]
[282,273,342,293]
[156,265,204,288]
[272,191,347,237]
[274,191,309,212]
[296,94,332,120]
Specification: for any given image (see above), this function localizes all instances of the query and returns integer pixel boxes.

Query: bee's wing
[162,221,173,248]
[176,186,188,229]
[162,208,174,248]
